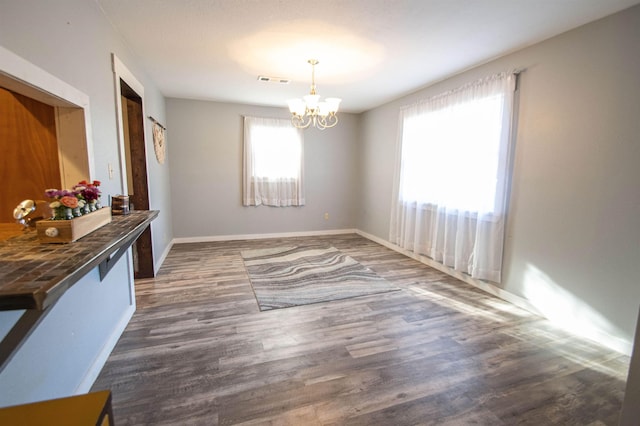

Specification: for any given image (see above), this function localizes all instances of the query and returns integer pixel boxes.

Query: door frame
[112,54,147,194]
[111,54,155,283]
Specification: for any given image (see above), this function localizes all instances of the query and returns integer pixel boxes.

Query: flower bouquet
[45,180,102,220]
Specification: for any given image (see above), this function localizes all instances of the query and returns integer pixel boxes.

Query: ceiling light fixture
[288,59,341,130]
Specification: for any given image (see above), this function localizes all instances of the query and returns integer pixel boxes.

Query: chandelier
[287,59,341,130]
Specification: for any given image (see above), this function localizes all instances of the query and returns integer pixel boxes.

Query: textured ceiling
[97,0,640,113]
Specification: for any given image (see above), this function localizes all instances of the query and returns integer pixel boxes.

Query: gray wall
[167,99,359,238]
[0,0,173,404]
[357,5,640,351]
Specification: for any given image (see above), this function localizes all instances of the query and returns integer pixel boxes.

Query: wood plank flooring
[92,234,630,425]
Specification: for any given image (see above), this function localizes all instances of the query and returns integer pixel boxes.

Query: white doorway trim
[111,53,148,196]
[110,53,150,307]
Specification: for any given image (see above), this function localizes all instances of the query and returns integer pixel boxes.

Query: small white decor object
[152,122,166,164]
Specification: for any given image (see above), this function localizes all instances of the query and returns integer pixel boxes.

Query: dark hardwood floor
[92,234,630,425]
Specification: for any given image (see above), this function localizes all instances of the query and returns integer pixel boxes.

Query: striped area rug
[241,246,400,311]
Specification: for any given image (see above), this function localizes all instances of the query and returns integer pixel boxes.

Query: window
[390,72,516,282]
[243,116,304,206]
[400,93,505,213]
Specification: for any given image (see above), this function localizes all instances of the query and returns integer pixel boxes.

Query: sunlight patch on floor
[407,285,508,323]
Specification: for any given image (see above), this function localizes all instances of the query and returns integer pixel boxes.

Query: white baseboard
[355,229,543,316]
[172,227,537,314]
[172,228,358,245]
[154,239,174,274]
[74,304,135,394]
[167,227,631,355]
[355,229,632,355]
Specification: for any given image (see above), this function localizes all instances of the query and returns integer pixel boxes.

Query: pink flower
[60,196,78,208]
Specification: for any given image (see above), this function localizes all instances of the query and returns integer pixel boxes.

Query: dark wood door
[0,87,61,223]
[122,89,154,278]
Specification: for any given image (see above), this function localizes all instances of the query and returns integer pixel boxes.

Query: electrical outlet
[324,212,329,220]
[108,163,114,179]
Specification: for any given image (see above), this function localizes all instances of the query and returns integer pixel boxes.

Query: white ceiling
[97,0,640,113]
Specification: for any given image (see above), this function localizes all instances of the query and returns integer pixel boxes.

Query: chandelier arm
[317,114,338,129]
[291,114,312,129]
[316,115,327,130]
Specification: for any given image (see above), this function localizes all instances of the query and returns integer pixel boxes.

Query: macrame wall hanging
[148,116,166,164]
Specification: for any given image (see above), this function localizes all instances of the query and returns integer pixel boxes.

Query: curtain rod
[147,116,166,130]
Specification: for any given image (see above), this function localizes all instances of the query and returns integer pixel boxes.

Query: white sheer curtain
[390,72,516,282]
[243,116,305,206]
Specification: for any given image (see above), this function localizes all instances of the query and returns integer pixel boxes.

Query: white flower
[78,200,86,207]
[50,201,61,208]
